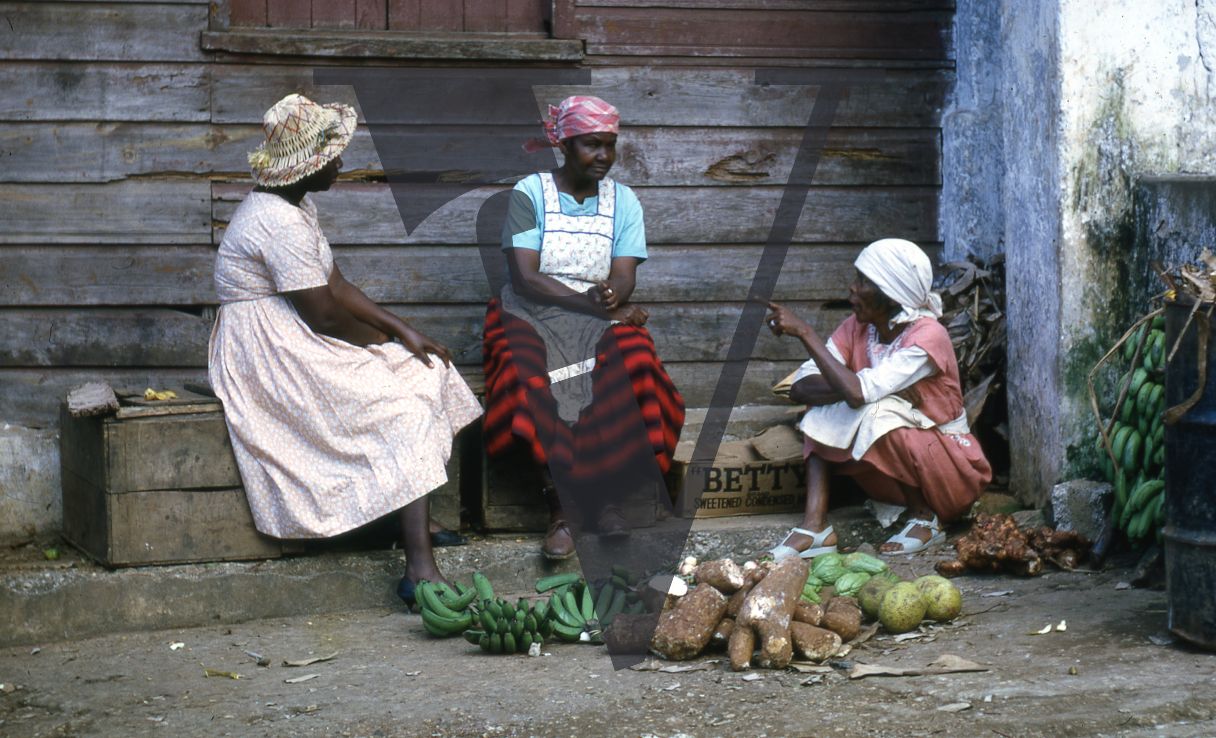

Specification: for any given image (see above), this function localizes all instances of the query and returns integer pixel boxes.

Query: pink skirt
[807,427,991,522]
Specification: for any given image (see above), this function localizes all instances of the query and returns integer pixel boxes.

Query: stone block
[972,492,1023,516]
[1049,479,1112,541]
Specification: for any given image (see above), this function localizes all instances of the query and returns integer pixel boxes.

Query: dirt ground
[2,553,1214,738]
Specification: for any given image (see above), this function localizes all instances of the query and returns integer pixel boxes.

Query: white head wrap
[854,238,943,326]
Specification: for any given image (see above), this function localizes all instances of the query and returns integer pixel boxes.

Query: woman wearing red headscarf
[482,96,685,559]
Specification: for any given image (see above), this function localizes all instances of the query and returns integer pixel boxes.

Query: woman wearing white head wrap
[763,239,991,557]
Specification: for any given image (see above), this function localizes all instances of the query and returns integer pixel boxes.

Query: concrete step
[0,508,886,648]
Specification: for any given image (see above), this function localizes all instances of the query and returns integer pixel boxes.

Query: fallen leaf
[849,654,988,680]
[283,651,338,667]
[1115,582,1131,590]
[661,682,681,691]
[926,655,987,672]
[938,702,972,713]
[787,662,833,674]
[893,632,929,643]
[1055,620,1067,632]
[800,675,825,686]
[1030,624,1052,635]
[741,673,763,682]
[203,668,241,680]
[982,590,1013,598]
[659,662,716,674]
[851,623,880,646]
[29,647,41,655]
[243,650,269,667]
[404,671,421,677]
[284,674,319,684]
[629,659,664,672]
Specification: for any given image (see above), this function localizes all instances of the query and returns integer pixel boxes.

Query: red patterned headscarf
[524,95,620,152]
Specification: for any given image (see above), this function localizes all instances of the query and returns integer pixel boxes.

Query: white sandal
[769,526,837,561]
[881,516,945,555]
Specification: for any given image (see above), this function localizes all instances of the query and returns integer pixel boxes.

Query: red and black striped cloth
[482,299,684,485]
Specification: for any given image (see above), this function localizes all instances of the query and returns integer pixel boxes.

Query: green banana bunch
[464,594,554,654]
[416,580,475,638]
[1101,313,1168,545]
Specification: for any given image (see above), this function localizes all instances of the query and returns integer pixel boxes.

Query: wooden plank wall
[227,0,548,32]
[0,0,952,427]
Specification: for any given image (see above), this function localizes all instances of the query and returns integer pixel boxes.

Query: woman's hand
[765,301,814,340]
[609,304,649,326]
[592,281,622,311]
[396,325,452,368]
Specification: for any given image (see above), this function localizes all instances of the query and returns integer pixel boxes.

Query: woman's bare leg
[781,454,839,552]
[399,496,447,585]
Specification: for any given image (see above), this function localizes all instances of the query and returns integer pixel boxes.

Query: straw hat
[248,93,357,187]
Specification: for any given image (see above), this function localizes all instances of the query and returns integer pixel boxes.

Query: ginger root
[936,514,1090,577]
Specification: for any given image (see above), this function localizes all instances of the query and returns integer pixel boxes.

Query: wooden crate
[476,422,658,532]
[59,402,304,567]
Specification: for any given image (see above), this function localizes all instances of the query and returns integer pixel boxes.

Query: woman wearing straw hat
[482,96,685,560]
[764,239,991,557]
[209,94,482,606]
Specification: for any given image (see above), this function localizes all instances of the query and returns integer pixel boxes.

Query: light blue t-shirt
[503,173,647,261]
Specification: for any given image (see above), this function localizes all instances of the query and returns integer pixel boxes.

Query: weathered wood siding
[225,0,548,32]
[0,0,952,427]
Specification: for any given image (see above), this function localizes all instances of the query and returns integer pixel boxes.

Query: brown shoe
[596,505,631,540]
[542,518,575,560]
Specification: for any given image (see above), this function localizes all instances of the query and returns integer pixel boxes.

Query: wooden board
[4,361,798,427]
[572,7,951,61]
[0,123,937,186]
[200,29,580,61]
[361,125,940,187]
[578,0,953,8]
[210,64,948,127]
[0,2,209,62]
[0,242,943,306]
[105,413,241,493]
[0,245,220,306]
[0,124,384,183]
[0,63,209,122]
[212,182,939,246]
[0,302,850,367]
[0,180,211,244]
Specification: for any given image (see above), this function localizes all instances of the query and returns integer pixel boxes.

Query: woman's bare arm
[767,301,865,408]
[327,264,451,367]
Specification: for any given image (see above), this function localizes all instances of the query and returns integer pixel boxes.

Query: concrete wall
[940,0,1005,262]
[944,0,1216,505]
[0,427,60,540]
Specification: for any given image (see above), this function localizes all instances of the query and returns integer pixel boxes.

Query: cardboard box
[670,424,807,518]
